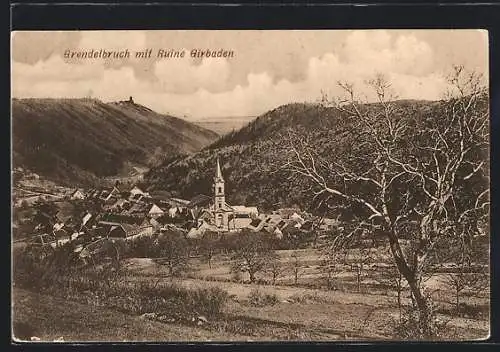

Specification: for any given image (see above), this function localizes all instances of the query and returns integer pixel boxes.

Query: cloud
[78,31,147,52]
[12,30,459,118]
[13,55,103,82]
[154,53,231,94]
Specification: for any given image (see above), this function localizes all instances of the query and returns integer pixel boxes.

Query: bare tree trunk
[386,231,433,337]
[397,274,403,324]
[397,287,402,323]
[407,278,433,338]
[249,269,256,283]
[356,265,361,293]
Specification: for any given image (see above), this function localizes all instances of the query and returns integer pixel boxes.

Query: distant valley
[191,116,256,136]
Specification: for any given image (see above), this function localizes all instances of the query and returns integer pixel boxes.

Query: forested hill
[144,96,488,213]
[12,98,219,185]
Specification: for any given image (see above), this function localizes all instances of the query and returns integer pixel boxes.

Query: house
[148,204,164,218]
[126,202,150,216]
[168,206,179,218]
[273,227,283,239]
[81,212,93,227]
[69,189,85,200]
[229,217,252,230]
[266,213,284,226]
[96,221,126,238]
[132,223,154,238]
[195,209,214,226]
[97,221,153,239]
[186,221,219,239]
[275,218,303,236]
[129,186,150,199]
[232,205,259,218]
[299,220,315,232]
[97,187,121,203]
[245,217,267,232]
[54,201,76,225]
[114,183,132,198]
[170,197,191,207]
[160,223,188,235]
[85,189,100,199]
[150,190,172,202]
[53,222,65,231]
[290,212,305,224]
[276,208,301,219]
[110,198,129,211]
[129,166,148,181]
[130,193,144,202]
[148,217,161,229]
[52,228,70,243]
[319,218,339,231]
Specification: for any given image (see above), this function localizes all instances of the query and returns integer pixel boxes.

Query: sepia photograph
[11,29,490,342]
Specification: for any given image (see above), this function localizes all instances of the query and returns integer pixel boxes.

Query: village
[11,29,491,342]
[12,159,336,256]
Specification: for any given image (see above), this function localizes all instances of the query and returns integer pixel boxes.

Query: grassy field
[12,247,490,342]
[120,253,490,341]
[12,288,252,342]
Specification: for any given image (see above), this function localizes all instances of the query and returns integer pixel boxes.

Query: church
[200,158,258,232]
[186,158,259,238]
[212,157,234,229]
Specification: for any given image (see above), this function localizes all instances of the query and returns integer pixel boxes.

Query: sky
[11,30,488,119]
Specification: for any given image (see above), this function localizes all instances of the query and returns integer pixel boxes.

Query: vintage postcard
[11,30,490,342]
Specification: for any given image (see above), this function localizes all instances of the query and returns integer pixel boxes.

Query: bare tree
[157,232,191,277]
[231,231,276,283]
[281,66,489,338]
[441,224,489,314]
[199,231,220,269]
[290,252,304,285]
[374,248,407,323]
[318,245,348,290]
[349,243,373,293]
[266,255,285,285]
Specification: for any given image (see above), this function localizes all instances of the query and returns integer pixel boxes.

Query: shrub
[288,292,328,304]
[187,286,229,317]
[14,243,229,321]
[248,288,279,307]
[124,235,157,258]
[393,301,449,340]
[435,303,487,319]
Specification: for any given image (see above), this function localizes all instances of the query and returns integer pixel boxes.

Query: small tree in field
[231,231,276,283]
[266,255,285,285]
[157,231,190,277]
[374,248,407,323]
[290,252,304,285]
[440,220,489,314]
[199,231,220,269]
[349,242,374,293]
[319,245,348,290]
[281,66,489,338]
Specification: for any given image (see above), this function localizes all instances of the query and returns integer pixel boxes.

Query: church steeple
[214,157,226,216]
[215,157,224,182]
